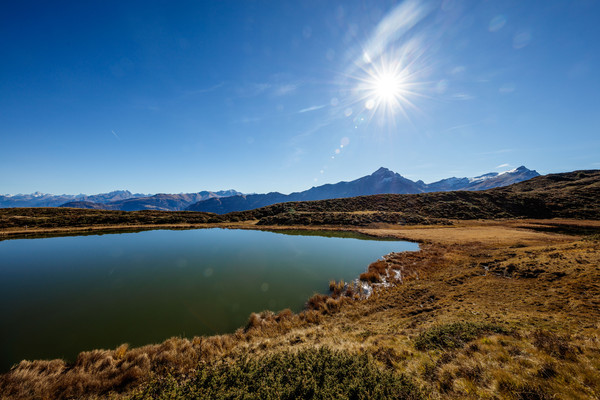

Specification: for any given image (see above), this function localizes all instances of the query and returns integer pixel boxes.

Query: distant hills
[0,190,241,211]
[0,190,149,208]
[186,166,539,214]
[0,167,539,212]
[61,190,242,211]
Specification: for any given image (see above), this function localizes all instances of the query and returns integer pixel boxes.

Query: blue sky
[1,0,599,195]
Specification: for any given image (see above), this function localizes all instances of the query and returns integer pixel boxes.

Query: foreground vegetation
[130,348,421,400]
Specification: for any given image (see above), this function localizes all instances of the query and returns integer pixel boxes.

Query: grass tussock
[414,322,512,351]
[358,259,389,283]
[129,347,422,400]
[368,259,389,274]
[305,293,350,314]
[531,329,578,360]
[410,326,600,398]
[359,270,382,283]
[328,279,345,297]
[306,293,329,311]
[495,377,554,400]
[244,309,298,337]
[0,336,241,400]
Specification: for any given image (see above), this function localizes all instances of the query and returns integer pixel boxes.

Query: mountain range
[0,167,539,212]
[0,166,538,212]
[0,190,149,208]
[186,166,539,214]
[60,190,242,211]
[0,190,242,210]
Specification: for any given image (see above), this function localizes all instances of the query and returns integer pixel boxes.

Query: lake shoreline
[0,220,408,241]
[4,216,599,242]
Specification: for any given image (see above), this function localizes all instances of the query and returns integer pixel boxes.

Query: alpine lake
[0,228,417,371]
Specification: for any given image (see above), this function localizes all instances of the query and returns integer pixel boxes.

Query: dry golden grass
[356,219,575,246]
[1,219,599,399]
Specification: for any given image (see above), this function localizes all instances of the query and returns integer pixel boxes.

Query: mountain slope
[187,167,539,214]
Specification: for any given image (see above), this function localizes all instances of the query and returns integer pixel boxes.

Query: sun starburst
[352,54,422,124]
[336,2,433,131]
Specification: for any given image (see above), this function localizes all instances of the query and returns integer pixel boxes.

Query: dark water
[0,228,417,371]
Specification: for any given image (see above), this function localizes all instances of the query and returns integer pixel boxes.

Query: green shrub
[130,347,422,400]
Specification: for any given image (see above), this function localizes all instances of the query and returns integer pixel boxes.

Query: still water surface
[0,228,417,370]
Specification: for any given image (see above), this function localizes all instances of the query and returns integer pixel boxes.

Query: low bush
[129,347,422,400]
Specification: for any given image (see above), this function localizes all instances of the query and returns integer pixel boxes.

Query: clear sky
[1,0,599,195]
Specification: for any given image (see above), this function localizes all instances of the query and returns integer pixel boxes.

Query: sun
[350,55,420,123]
[373,72,403,104]
[362,63,410,118]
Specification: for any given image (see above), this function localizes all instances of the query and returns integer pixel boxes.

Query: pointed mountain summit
[294,167,424,202]
[371,166,395,176]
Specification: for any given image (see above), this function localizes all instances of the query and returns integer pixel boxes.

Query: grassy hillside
[0,207,226,235]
